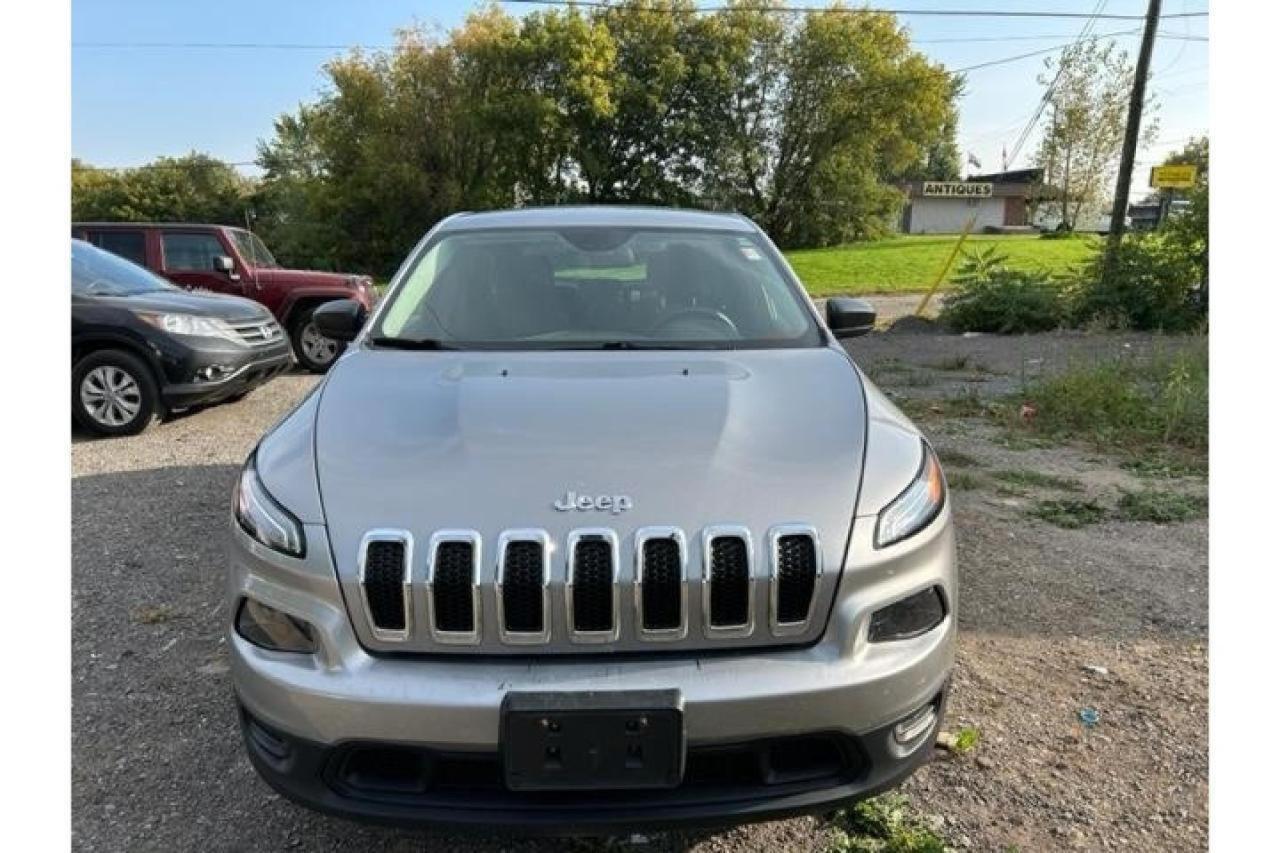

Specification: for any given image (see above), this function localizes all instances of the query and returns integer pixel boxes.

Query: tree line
[73,1,960,277]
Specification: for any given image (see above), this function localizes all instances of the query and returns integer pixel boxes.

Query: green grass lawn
[784,233,1099,297]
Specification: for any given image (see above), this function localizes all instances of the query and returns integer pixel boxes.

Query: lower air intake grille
[363,540,407,632]
[775,534,818,624]
[501,541,545,635]
[571,538,614,633]
[641,538,683,631]
[432,542,475,634]
[708,536,750,627]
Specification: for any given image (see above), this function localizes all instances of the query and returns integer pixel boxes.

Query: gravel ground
[71,321,1208,852]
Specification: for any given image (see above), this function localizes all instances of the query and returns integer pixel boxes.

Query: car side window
[87,230,147,266]
[162,232,226,271]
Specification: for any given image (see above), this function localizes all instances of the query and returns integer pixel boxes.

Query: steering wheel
[651,307,740,339]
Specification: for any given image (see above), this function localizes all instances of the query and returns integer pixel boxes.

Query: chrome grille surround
[564,528,621,644]
[767,524,823,636]
[495,529,552,645]
[357,529,413,643]
[701,525,755,639]
[425,530,482,645]
[229,318,285,347]
[633,526,689,641]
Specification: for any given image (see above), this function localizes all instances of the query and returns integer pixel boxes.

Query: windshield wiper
[597,341,727,350]
[368,336,457,351]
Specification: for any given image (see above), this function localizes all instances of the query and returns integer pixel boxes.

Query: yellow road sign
[1150,164,1198,189]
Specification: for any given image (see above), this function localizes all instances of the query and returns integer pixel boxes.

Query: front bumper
[161,343,293,409]
[227,509,956,830]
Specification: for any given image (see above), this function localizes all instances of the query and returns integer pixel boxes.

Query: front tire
[72,349,159,436]
[291,305,345,373]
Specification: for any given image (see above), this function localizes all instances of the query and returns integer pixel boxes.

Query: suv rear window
[162,232,226,271]
[86,229,147,266]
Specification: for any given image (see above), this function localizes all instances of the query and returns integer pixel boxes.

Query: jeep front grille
[427,531,480,643]
[770,526,822,634]
[704,526,753,635]
[359,533,411,641]
[637,528,686,638]
[497,532,550,643]
[567,530,618,640]
[350,524,831,652]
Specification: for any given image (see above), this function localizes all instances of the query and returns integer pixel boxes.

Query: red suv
[71,223,376,372]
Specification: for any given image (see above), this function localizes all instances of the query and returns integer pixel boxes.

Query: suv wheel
[292,305,345,373]
[72,349,159,436]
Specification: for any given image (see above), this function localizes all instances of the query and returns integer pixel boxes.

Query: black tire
[290,305,346,373]
[72,349,160,437]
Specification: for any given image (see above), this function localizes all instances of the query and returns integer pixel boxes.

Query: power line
[500,1,1206,21]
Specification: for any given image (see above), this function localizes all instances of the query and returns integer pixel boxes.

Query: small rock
[976,756,995,770]
[1083,664,1110,677]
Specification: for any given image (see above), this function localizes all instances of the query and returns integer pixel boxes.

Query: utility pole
[1106,0,1161,245]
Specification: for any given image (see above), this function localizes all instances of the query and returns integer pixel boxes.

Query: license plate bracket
[501,690,684,791]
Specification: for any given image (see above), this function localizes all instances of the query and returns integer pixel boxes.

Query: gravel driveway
[72,327,1208,852]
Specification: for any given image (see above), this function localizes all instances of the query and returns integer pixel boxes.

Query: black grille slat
[502,541,544,634]
[364,540,407,631]
[432,542,475,633]
[708,536,750,627]
[776,535,818,624]
[571,539,614,633]
[641,538,683,631]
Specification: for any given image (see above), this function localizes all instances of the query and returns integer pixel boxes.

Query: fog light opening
[893,702,938,748]
[195,364,234,383]
[235,598,318,654]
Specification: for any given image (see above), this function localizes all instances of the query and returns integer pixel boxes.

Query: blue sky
[72,0,1208,189]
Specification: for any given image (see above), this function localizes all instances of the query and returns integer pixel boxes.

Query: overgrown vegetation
[1015,339,1208,457]
[827,795,948,853]
[1070,230,1206,331]
[1030,498,1108,529]
[938,247,1066,333]
[990,469,1083,492]
[1115,489,1207,523]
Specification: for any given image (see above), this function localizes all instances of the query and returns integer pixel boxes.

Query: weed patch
[947,471,982,490]
[935,447,983,468]
[991,469,1083,492]
[1115,489,1207,523]
[1030,499,1107,529]
[1012,339,1207,455]
[826,794,948,853]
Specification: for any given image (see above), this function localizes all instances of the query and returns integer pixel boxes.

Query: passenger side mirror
[311,299,367,343]
[213,255,239,279]
[826,297,877,339]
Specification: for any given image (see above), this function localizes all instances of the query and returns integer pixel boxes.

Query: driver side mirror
[213,255,239,280]
[312,299,367,343]
[826,297,877,339]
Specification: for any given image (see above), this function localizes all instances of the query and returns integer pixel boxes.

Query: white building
[900,169,1044,235]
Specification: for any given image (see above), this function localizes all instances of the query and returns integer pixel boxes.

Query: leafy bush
[939,247,1066,333]
[1070,230,1205,331]
[1115,489,1207,523]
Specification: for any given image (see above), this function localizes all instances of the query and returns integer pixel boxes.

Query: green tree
[72,153,252,225]
[1034,40,1158,230]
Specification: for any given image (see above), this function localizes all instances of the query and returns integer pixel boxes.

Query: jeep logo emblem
[553,491,633,515]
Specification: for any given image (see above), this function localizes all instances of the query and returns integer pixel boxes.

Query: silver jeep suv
[228,207,955,832]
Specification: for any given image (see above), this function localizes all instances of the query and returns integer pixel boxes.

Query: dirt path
[71,329,1207,852]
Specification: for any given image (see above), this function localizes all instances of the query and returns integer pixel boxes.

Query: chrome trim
[357,529,413,643]
[495,529,552,645]
[633,526,688,641]
[425,530,482,645]
[701,525,755,638]
[767,524,823,636]
[564,528,621,644]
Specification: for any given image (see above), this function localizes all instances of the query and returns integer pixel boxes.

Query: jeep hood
[313,347,867,575]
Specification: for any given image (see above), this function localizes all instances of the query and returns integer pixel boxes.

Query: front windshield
[230,230,280,269]
[71,240,176,297]
[373,227,820,350]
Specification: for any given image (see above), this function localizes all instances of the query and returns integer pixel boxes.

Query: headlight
[137,312,243,345]
[235,598,316,653]
[234,453,305,557]
[875,440,946,548]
